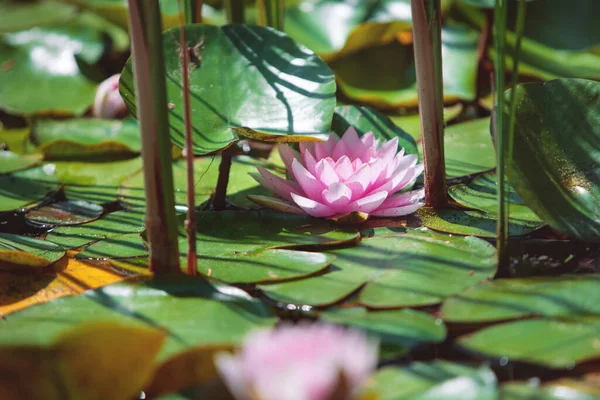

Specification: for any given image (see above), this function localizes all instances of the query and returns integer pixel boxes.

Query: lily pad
[419,207,544,238]
[441,275,600,323]
[0,233,65,270]
[0,20,106,115]
[449,172,543,225]
[504,79,600,241]
[0,151,43,174]
[25,200,104,226]
[500,381,600,400]
[321,307,446,357]
[0,125,32,154]
[0,276,276,360]
[333,21,479,109]
[32,118,141,159]
[0,165,59,212]
[359,360,498,400]
[389,103,464,140]
[76,232,148,260]
[260,230,497,308]
[458,317,600,368]
[332,105,418,156]
[120,24,336,155]
[0,0,76,33]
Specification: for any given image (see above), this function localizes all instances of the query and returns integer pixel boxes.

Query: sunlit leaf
[0,233,64,270]
[25,200,104,226]
[0,151,42,174]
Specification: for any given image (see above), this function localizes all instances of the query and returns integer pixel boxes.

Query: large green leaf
[260,230,497,308]
[0,276,276,360]
[332,105,418,156]
[32,118,141,159]
[0,165,58,212]
[441,275,600,323]
[0,19,108,115]
[458,317,600,368]
[120,24,336,155]
[333,21,478,109]
[0,233,65,270]
[0,151,43,174]
[321,308,446,357]
[359,361,498,400]
[505,79,600,241]
[0,0,77,33]
[418,207,543,238]
[500,381,599,400]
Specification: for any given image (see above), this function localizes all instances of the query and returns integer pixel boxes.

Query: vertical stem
[213,146,235,211]
[177,2,198,276]
[411,0,447,208]
[183,0,204,24]
[127,0,180,274]
[225,0,245,24]
[494,0,508,266]
[257,0,285,31]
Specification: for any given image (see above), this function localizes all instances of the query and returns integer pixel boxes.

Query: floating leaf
[25,200,104,226]
[32,118,141,159]
[458,317,600,368]
[260,230,497,308]
[0,276,276,360]
[0,0,77,33]
[332,105,418,156]
[0,151,43,174]
[0,165,58,212]
[389,103,464,140]
[500,381,600,400]
[0,233,65,270]
[321,308,446,357]
[120,24,336,155]
[441,275,600,323]
[419,207,544,238]
[0,125,32,154]
[359,360,497,400]
[76,232,147,260]
[504,79,600,241]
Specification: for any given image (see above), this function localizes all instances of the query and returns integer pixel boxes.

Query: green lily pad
[333,21,478,109]
[359,361,498,400]
[0,232,65,270]
[0,165,58,212]
[0,151,43,174]
[0,276,276,360]
[181,211,357,283]
[500,381,600,400]
[449,172,543,224]
[458,317,600,368]
[441,275,600,323]
[321,308,446,357]
[332,105,418,156]
[260,230,497,308]
[120,24,336,155]
[25,200,104,226]
[0,125,32,154]
[504,79,600,241]
[46,207,146,249]
[435,118,496,179]
[0,18,109,115]
[389,103,464,140]
[76,232,148,260]
[119,156,270,209]
[419,207,544,238]
[0,0,76,33]
[32,118,141,159]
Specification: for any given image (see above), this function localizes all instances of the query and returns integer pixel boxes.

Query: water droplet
[435,318,443,325]
[526,377,541,388]
[499,356,509,366]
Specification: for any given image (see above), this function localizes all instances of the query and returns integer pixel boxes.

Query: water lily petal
[302,148,318,176]
[345,164,371,198]
[371,202,423,217]
[376,136,399,165]
[314,158,339,187]
[291,193,336,218]
[348,190,388,214]
[251,167,301,201]
[279,144,302,172]
[333,156,353,181]
[322,182,352,210]
[377,190,424,210]
[247,195,305,214]
[314,133,338,160]
[291,158,325,200]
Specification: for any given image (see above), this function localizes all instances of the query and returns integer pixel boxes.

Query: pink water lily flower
[215,323,378,400]
[92,74,128,119]
[250,127,424,219]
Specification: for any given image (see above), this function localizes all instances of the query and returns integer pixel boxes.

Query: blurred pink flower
[250,127,424,219]
[215,323,378,400]
[92,74,128,119]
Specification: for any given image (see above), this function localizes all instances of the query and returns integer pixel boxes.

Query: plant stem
[178,2,198,276]
[410,0,447,208]
[213,146,235,211]
[257,0,285,31]
[183,0,204,24]
[494,0,508,266]
[225,0,245,24]
[127,0,180,274]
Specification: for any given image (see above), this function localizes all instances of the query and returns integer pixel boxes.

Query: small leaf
[25,200,104,226]
[0,233,65,270]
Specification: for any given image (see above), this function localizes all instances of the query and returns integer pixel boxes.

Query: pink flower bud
[215,323,379,400]
[92,74,128,119]
[250,127,424,219]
